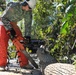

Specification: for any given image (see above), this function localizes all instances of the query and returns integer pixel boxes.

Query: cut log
[44,63,76,75]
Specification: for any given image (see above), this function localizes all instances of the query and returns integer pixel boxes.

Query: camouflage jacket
[1,2,32,36]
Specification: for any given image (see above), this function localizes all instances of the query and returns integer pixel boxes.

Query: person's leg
[17,50,28,67]
[17,49,33,69]
[0,23,9,67]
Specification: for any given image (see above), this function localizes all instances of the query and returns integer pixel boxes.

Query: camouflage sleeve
[24,10,32,36]
[1,2,14,30]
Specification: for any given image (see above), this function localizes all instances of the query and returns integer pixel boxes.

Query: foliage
[33,0,76,63]
[8,40,16,59]
[0,0,6,10]
[52,0,76,62]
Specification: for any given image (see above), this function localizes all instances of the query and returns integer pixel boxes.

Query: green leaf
[60,21,69,34]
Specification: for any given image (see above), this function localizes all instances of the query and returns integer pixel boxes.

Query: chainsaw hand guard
[12,38,25,50]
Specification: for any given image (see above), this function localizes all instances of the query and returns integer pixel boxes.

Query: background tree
[33,0,76,63]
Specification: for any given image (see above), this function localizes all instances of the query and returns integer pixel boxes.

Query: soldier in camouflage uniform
[0,0,36,69]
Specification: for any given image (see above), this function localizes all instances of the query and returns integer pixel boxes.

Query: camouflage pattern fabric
[1,2,32,36]
[24,10,32,36]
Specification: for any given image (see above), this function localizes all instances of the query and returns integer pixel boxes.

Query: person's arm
[10,22,22,37]
[24,10,32,36]
[2,2,23,38]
